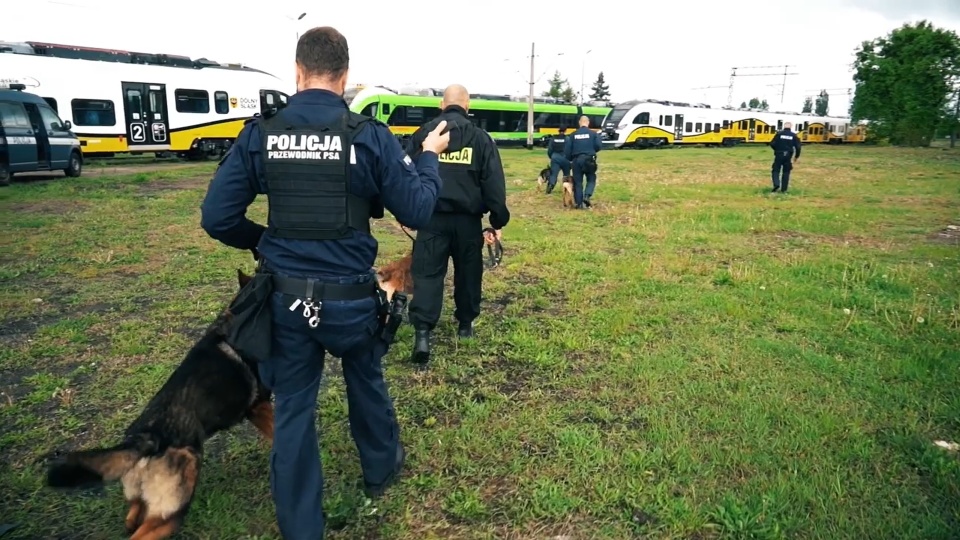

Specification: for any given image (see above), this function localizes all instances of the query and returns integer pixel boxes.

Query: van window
[0,101,31,128]
[38,105,66,131]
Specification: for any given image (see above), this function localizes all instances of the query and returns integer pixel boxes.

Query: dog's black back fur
[46,272,271,489]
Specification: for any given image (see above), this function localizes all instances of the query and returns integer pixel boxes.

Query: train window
[714,123,720,133]
[70,99,116,126]
[0,102,31,128]
[588,115,604,129]
[663,115,672,127]
[722,120,729,128]
[381,103,391,116]
[214,91,229,114]
[360,102,377,118]
[685,122,692,132]
[633,112,650,124]
[387,105,441,126]
[42,97,58,112]
[749,119,756,129]
[695,122,702,132]
[175,89,209,114]
[658,115,663,126]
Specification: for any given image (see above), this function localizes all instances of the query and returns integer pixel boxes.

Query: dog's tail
[46,434,156,489]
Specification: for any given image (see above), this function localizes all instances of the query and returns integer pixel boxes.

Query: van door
[0,100,39,171]
[22,102,52,169]
[36,104,73,169]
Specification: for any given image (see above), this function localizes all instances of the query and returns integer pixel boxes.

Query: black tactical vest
[550,135,566,154]
[260,110,373,240]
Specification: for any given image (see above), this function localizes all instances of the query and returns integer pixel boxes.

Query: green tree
[760,99,769,111]
[543,71,567,99]
[561,85,576,103]
[589,71,611,101]
[851,20,960,146]
[740,101,748,108]
[748,97,761,108]
[815,90,830,116]
[802,96,813,113]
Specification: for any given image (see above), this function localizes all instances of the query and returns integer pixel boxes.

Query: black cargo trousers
[408,212,484,331]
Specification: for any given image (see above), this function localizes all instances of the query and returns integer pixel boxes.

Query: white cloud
[3,0,958,114]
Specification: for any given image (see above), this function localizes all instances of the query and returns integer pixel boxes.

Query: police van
[0,83,83,186]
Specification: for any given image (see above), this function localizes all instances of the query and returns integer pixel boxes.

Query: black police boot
[545,184,554,194]
[583,196,592,208]
[410,328,431,365]
[457,320,474,339]
[363,444,406,498]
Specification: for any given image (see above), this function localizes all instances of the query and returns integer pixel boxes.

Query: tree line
[542,71,612,102]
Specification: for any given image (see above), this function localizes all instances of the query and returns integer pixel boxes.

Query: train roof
[0,40,277,78]
[611,97,853,120]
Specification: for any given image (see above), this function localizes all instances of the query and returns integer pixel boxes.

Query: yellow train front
[0,41,293,159]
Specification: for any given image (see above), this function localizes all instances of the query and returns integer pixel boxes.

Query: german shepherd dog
[376,250,414,304]
[537,167,550,192]
[562,175,575,208]
[45,270,274,540]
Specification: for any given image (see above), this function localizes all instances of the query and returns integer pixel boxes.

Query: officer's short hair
[296,26,349,79]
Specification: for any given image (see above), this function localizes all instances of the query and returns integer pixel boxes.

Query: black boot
[410,328,431,365]
[363,444,406,498]
[457,320,474,339]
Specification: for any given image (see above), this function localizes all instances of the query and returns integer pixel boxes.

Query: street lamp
[579,49,592,106]
[286,12,307,41]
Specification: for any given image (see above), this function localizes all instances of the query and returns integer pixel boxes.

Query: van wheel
[64,151,82,178]
[0,164,10,187]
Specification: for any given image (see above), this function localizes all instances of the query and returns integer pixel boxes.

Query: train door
[121,82,169,149]
[674,113,683,141]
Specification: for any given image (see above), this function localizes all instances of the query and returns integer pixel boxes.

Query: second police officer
[545,125,571,194]
[564,115,602,209]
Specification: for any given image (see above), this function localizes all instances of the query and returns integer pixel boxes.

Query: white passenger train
[599,99,867,149]
[0,41,293,158]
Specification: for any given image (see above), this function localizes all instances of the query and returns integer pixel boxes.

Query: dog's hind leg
[131,448,200,540]
[247,400,274,442]
[124,498,146,534]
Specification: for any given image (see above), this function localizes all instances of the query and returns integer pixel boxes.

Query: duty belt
[272,275,376,301]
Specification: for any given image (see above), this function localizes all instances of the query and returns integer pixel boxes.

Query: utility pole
[726,65,798,107]
[527,42,535,148]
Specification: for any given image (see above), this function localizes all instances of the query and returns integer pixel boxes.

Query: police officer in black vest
[545,126,571,194]
[769,121,802,192]
[403,84,510,366]
[564,115,602,208]
[200,26,451,539]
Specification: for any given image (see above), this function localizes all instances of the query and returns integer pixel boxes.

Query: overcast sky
[3,0,959,116]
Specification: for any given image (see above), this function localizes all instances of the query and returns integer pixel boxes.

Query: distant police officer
[545,126,571,194]
[403,84,510,366]
[200,26,451,540]
[769,121,801,193]
[564,115,602,209]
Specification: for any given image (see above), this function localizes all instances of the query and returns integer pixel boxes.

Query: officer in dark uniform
[403,84,510,366]
[545,126,571,194]
[564,115,602,209]
[769,121,801,192]
[199,26,451,540]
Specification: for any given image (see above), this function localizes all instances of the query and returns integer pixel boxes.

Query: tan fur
[118,447,200,540]
[562,176,575,208]
[376,251,414,303]
[247,401,275,442]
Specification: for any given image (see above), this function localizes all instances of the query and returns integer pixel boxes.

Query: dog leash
[482,227,503,268]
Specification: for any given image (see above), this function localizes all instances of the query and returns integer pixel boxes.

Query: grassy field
[1,143,959,539]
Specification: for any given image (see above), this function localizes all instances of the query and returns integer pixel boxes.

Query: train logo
[230,97,238,108]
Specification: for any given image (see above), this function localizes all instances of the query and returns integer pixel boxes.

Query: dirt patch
[7,200,91,215]
[929,225,960,245]
[135,175,211,195]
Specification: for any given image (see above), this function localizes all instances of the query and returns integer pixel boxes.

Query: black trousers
[772,154,793,190]
[408,212,484,331]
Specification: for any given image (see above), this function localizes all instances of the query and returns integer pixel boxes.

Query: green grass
[1,144,959,539]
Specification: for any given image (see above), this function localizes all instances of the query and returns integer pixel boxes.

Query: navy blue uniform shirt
[547,133,567,158]
[563,126,602,160]
[200,89,442,277]
[769,128,802,159]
